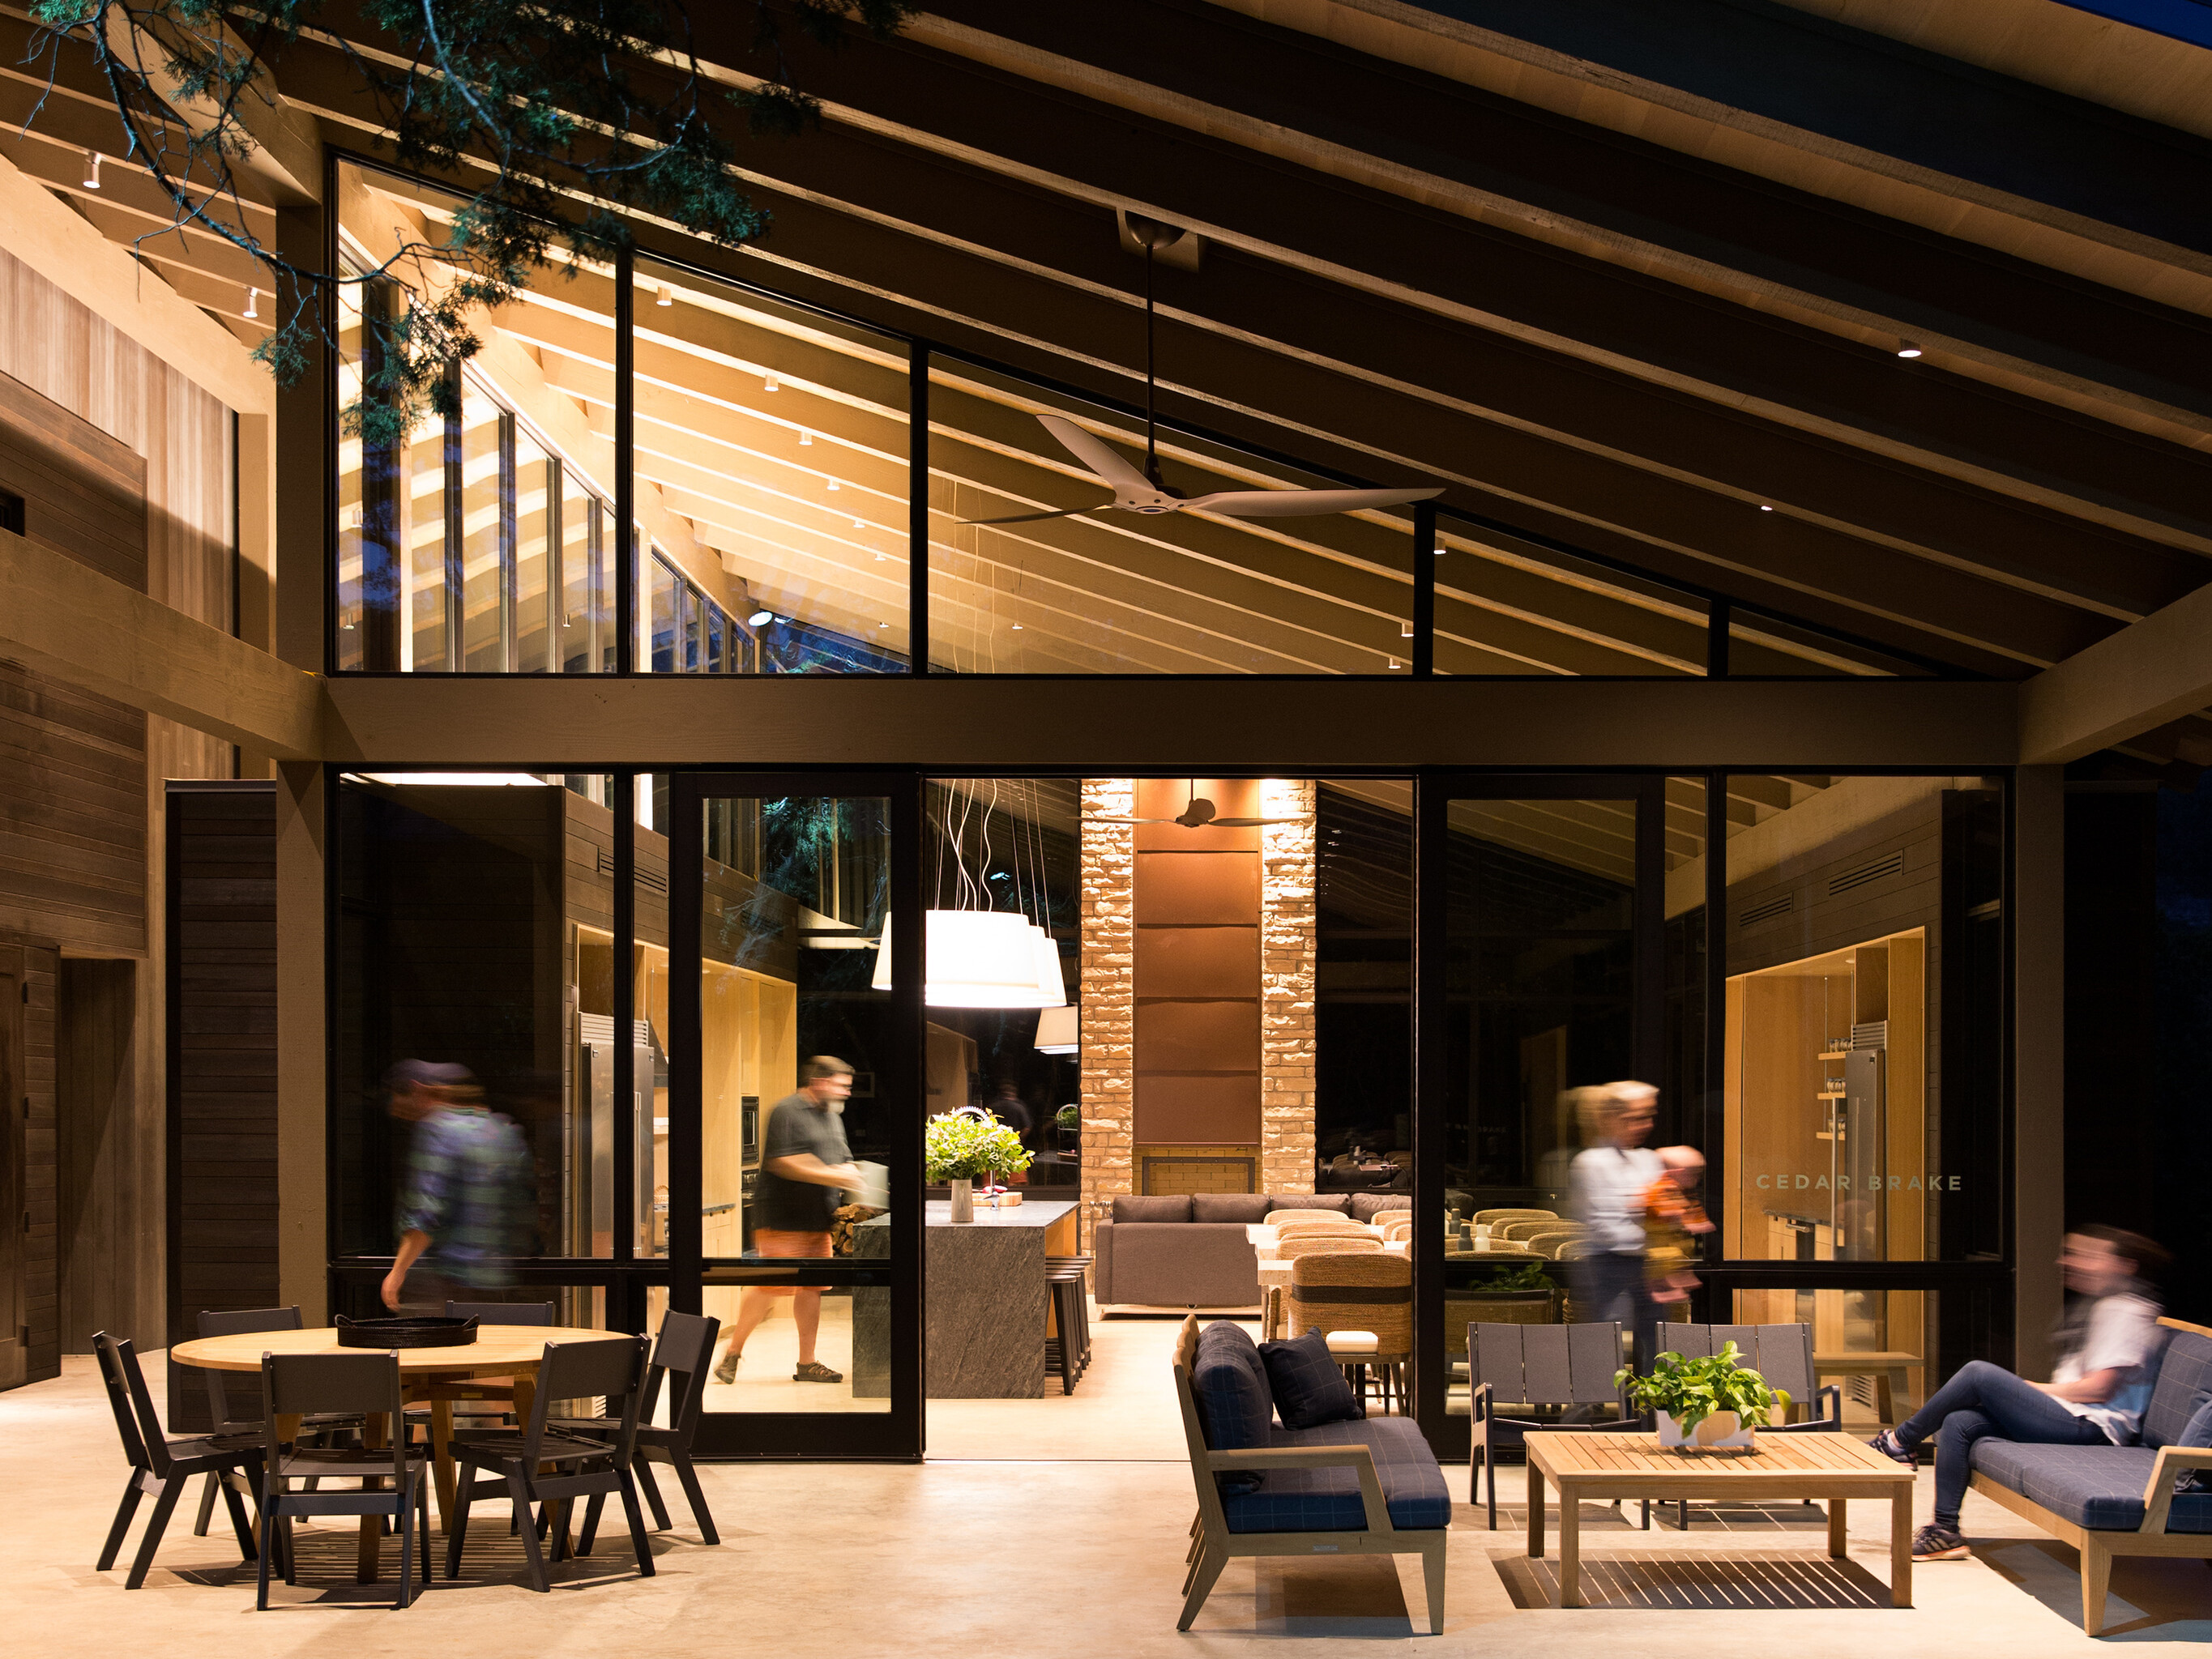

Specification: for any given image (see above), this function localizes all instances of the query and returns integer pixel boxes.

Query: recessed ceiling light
[1896,343,1922,359]
[1010,623,1024,630]
[1759,504,1774,512]
[747,609,774,628]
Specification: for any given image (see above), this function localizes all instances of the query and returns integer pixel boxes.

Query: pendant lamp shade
[1030,925,1067,1007]
[871,911,1059,1007]
[1034,1004,1078,1054]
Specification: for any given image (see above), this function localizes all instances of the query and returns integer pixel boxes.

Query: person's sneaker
[712,1350,739,1384]
[1912,1524,1970,1561]
[1868,1428,1916,1466]
[793,1361,844,1384]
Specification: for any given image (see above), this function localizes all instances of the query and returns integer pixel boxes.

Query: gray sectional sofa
[1967,1320,2212,1634]
[1094,1192,1411,1311]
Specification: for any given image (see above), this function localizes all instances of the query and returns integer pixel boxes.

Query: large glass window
[928,362,1416,672]
[1722,772,2007,1422]
[632,254,911,672]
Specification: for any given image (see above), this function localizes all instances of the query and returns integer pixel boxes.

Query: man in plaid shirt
[381,1060,533,1311]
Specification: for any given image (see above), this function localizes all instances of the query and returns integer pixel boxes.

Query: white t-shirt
[2051,1292,2163,1444]
[1567,1145,1664,1254]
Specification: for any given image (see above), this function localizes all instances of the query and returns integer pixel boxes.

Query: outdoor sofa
[1095,1192,1409,1311]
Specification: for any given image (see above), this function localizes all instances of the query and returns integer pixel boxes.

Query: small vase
[947,1179,975,1223]
[1655,1409,1756,1451]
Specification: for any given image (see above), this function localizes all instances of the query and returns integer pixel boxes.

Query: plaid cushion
[2142,1332,2212,1449]
[1192,1320,1273,1495]
[1972,1439,2212,1533]
[1220,1418,1450,1533]
[1259,1329,1364,1430]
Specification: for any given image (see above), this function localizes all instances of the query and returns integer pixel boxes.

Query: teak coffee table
[1522,1430,1915,1609]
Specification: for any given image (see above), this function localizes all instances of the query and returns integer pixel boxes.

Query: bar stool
[1046,1256,1093,1371]
[1044,1263,1091,1393]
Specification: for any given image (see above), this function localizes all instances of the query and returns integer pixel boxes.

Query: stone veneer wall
[1078,779,1136,1250]
[1259,779,1318,1196]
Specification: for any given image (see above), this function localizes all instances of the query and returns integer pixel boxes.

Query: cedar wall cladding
[0,245,235,1380]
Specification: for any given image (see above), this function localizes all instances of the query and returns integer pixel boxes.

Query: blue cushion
[1972,1439,2212,1533]
[1260,1329,1365,1430]
[1219,1418,1451,1533]
[1191,1320,1273,1495]
[2142,1332,2212,1450]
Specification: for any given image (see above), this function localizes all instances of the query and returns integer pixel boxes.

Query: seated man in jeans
[1870,1225,2168,1561]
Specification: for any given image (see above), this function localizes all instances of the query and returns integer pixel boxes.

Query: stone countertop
[921,1199,1076,1229]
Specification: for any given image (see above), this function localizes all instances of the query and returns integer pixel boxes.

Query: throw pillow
[1192,1192,1271,1225]
[1259,1328,1365,1430]
[1191,1320,1274,1493]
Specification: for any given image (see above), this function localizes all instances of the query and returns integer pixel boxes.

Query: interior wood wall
[164,783,278,1431]
[0,245,234,1371]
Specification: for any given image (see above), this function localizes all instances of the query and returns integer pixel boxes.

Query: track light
[83,150,100,189]
[1400,621,1414,638]
[852,516,864,528]
[1387,656,1403,670]
[1896,342,1923,359]
[800,430,813,446]
[655,284,673,307]
[244,285,258,320]
[827,480,839,491]
[763,373,779,392]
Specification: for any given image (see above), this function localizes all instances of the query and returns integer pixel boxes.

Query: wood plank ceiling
[15,0,2212,762]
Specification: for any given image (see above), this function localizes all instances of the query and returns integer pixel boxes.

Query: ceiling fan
[1093,779,1304,830]
[963,217,1441,527]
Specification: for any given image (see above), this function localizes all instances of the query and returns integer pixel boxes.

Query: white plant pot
[1655,1409,1757,1451]
[947,1180,975,1223]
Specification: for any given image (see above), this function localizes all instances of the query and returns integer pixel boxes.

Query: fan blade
[1038,414,1154,497]
[1180,485,1443,518]
[959,504,1108,525]
[1087,817,1179,824]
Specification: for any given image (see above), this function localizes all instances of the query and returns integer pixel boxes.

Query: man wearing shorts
[714,1056,860,1384]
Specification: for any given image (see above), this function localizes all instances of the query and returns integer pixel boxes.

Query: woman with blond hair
[1565,1081,1663,1367]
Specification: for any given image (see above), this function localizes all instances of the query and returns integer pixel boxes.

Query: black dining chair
[561,1311,724,1547]
[446,1334,655,1592]
[255,1349,433,1610]
[92,1331,263,1589]
[190,1305,364,1539]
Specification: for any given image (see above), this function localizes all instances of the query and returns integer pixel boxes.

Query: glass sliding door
[668,774,922,1458]
[1416,775,1667,1455]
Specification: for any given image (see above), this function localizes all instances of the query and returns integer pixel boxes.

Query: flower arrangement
[1615,1341,1790,1435]
[925,1111,1035,1183]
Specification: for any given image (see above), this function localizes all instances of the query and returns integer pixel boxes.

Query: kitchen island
[852,1199,1078,1398]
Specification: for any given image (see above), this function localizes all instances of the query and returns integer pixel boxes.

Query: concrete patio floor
[10,1353,2212,1657]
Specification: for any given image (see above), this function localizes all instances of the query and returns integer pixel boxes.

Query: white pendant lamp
[1034,1004,1078,1055]
[1030,925,1066,1007]
[871,911,1057,1007]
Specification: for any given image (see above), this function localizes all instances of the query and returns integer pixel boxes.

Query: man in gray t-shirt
[714,1057,860,1385]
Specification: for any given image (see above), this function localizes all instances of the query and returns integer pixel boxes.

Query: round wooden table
[171,1324,628,1580]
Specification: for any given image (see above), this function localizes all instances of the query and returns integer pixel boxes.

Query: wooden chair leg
[97,1478,144,1572]
[1178,1544,1228,1631]
[124,1474,186,1590]
[1420,1537,1447,1635]
[634,1456,673,1530]
[193,1469,220,1537]
[617,1472,658,1579]
[508,1472,550,1593]
[444,1481,472,1580]
[2082,1540,2112,1636]
[220,1468,258,1563]
[671,1451,720,1546]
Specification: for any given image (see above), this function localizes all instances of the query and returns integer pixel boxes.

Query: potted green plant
[1446,1260,1557,1341]
[925,1110,1034,1222]
[1055,1103,1081,1154]
[1615,1341,1791,1451]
